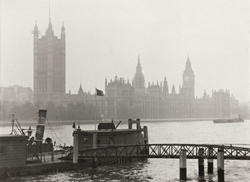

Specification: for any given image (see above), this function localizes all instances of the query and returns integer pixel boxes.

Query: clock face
[184,76,189,81]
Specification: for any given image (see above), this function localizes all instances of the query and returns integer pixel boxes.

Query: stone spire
[171,84,176,94]
[78,84,83,94]
[183,55,194,76]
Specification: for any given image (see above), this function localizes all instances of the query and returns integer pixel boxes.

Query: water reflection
[73,160,152,182]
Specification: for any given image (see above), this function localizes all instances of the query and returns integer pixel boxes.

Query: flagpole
[95,88,97,130]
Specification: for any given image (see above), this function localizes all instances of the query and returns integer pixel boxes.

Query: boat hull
[213,118,244,123]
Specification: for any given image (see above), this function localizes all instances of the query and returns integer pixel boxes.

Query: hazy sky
[1,0,249,102]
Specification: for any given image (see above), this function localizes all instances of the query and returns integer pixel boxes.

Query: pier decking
[78,143,250,160]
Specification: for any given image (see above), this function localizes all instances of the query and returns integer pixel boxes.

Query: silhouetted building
[33,21,230,119]
[53,56,230,120]
[104,56,230,119]
[33,19,65,102]
[0,85,33,103]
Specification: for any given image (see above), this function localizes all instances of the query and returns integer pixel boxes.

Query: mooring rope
[46,118,57,141]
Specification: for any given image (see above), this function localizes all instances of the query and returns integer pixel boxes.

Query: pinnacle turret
[61,22,65,32]
[46,18,54,35]
[163,77,169,94]
[33,21,39,35]
[183,55,194,76]
[134,55,145,93]
[171,84,176,94]
[61,22,65,39]
[34,21,38,31]
[78,84,83,94]
[136,55,142,73]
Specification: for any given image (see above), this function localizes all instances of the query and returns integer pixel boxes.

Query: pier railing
[78,144,250,160]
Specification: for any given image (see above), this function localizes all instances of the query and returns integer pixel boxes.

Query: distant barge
[213,115,244,123]
[0,110,148,179]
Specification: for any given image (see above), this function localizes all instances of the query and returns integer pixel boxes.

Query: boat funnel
[38,110,47,124]
[35,110,47,142]
[35,125,45,141]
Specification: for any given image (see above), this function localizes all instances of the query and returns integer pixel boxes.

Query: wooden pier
[75,143,250,182]
[78,143,250,159]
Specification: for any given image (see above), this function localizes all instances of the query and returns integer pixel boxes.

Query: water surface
[1,120,250,181]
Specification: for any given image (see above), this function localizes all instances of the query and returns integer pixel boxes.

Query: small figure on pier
[101,114,104,123]
[45,137,52,144]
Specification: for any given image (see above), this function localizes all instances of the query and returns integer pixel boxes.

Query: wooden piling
[207,147,213,174]
[136,119,140,130]
[217,148,224,182]
[92,133,97,168]
[179,149,187,180]
[128,119,132,129]
[73,132,78,164]
[198,148,204,177]
[143,126,148,144]
[51,143,54,162]
[93,133,97,149]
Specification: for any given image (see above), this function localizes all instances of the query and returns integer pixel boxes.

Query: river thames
[1,120,250,181]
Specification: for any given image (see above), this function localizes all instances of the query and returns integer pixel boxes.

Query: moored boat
[0,110,69,179]
[213,115,244,123]
[0,110,148,179]
[62,119,149,163]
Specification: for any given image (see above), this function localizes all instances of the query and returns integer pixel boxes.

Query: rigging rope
[46,118,65,145]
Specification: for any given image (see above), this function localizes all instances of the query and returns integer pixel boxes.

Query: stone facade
[104,57,230,119]
[0,85,33,103]
[54,56,230,120]
[33,19,66,102]
[33,21,230,120]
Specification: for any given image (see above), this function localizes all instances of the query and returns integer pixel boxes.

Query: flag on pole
[96,88,104,96]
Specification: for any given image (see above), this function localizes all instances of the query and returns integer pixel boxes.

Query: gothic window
[41,57,43,69]
[43,56,45,69]
[45,56,47,69]
[39,80,41,92]
[44,80,46,91]
[39,57,41,69]
[42,57,45,69]
[42,80,45,92]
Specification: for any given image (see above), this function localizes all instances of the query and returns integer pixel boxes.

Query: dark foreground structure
[0,112,148,179]
[1,112,249,182]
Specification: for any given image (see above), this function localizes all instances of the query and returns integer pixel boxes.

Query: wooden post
[73,132,79,164]
[92,132,97,168]
[207,147,213,174]
[180,149,187,180]
[143,126,149,155]
[143,126,148,144]
[128,119,132,129]
[93,133,97,149]
[136,119,140,130]
[51,143,54,162]
[217,148,224,182]
[198,148,204,177]
[39,142,42,163]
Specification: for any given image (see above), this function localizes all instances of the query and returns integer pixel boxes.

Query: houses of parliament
[33,19,230,120]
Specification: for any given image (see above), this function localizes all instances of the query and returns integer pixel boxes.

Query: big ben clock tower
[182,56,195,98]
